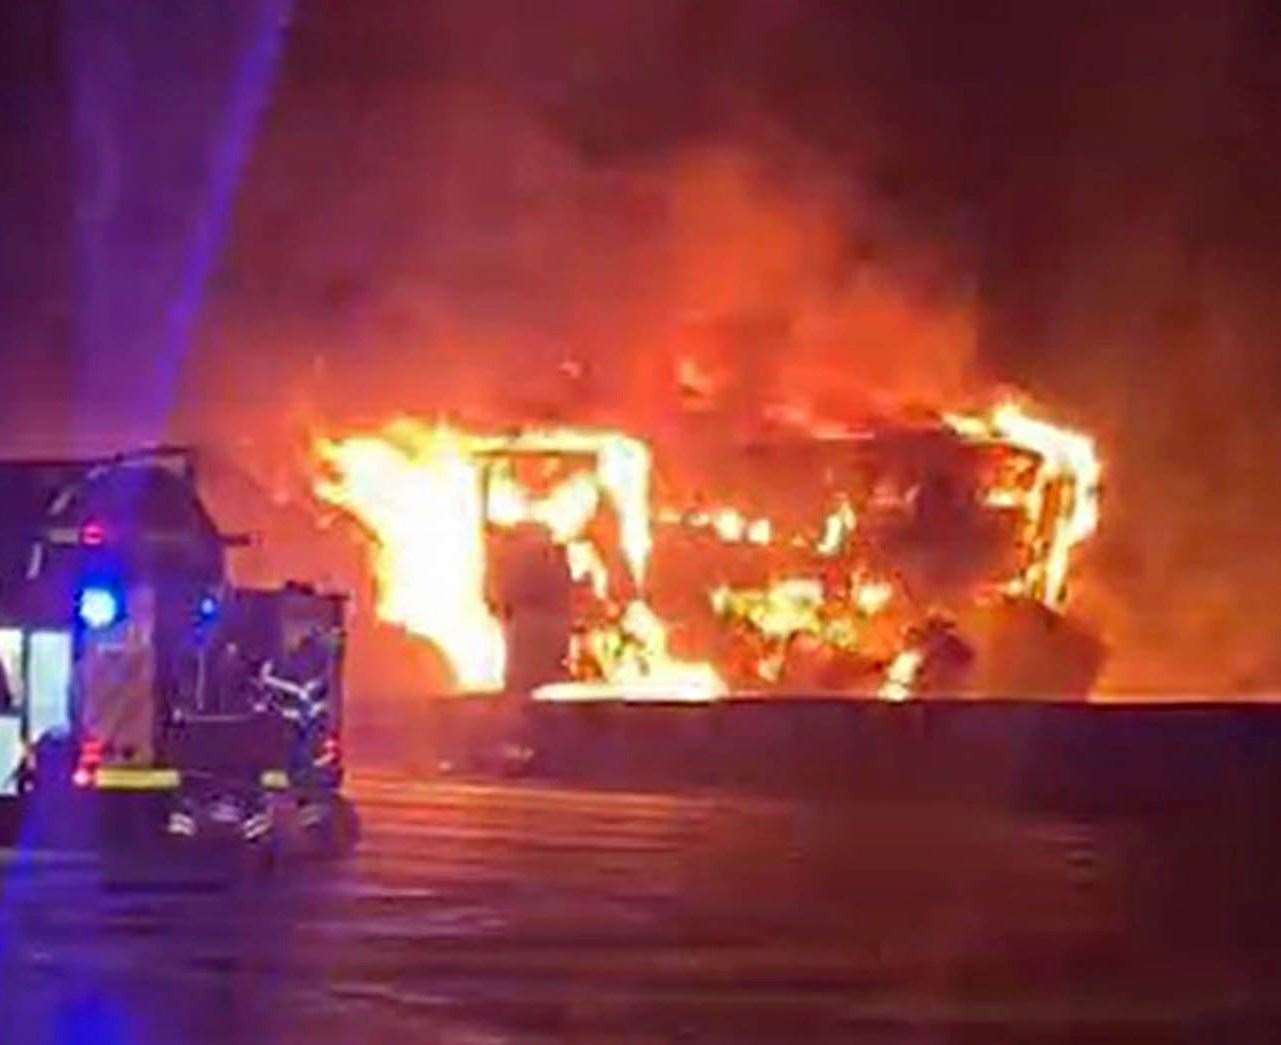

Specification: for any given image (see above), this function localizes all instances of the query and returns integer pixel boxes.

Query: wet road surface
[1,772,1278,1043]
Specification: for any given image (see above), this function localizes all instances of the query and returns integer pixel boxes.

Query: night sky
[2,1,1280,692]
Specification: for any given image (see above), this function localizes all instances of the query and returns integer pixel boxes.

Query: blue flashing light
[197,594,220,623]
[78,586,123,630]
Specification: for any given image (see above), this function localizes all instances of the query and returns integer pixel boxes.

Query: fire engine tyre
[0,797,20,846]
[96,794,168,857]
[304,795,359,858]
[244,833,283,874]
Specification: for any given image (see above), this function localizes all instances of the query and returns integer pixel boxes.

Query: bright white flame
[597,436,653,583]
[317,422,716,696]
[816,500,858,557]
[565,539,610,599]
[318,401,1100,703]
[316,427,506,690]
[712,508,746,543]
[879,648,924,702]
[853,579,894,616]
[746,518,773,545]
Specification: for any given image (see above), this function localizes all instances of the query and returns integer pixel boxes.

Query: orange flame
[316,400,1100,703]
[946,400,1102,610]
[315,423,506,690]
[316,419,719,698]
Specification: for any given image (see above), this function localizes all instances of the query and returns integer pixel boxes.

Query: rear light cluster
[315,735,342,768]
[72,736,104,788]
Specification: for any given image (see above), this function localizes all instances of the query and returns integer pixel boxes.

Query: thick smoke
[188,0,1281,696]
[6,1,1280,695]
[178,2,990,700]
[971,4,1281,694]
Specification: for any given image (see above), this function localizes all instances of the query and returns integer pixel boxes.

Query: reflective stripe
[45,527,79,546]
[243,814,273,840]
[94,767,180,790]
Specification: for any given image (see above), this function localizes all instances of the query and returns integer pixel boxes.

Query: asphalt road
[0,772,1277,1044]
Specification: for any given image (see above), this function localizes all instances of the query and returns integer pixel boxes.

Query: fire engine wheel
[96,794,169,862]
[244,833,283,874]
[0,797,21,846]
[302,795,359,858]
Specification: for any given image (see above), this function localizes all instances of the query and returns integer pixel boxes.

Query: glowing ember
[853,578,894,616]
[710,579,826,641]
[675,507,775,546]
[569,600,727,701]
[712,508,747,543]
[816,499,858,557]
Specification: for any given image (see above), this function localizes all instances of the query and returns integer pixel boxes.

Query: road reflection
[0,775,1276,1043]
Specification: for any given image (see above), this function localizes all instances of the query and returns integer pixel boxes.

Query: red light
[80,522,106,546]
[316,736,341,767]
[74,735,103,786]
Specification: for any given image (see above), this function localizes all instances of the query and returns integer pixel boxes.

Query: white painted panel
[0,628,22,710]
[0,715,21,797]
[27,631,72,741]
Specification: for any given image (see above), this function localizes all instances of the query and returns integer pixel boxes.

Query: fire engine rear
[0,448,352,855]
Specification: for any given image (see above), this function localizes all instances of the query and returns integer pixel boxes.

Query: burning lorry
[316,401,1104,702]
[0,448,351,853]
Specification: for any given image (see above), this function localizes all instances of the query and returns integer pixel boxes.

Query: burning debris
[314,400,1102,702]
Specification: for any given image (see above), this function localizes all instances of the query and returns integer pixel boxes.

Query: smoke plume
[6,1,1281,695]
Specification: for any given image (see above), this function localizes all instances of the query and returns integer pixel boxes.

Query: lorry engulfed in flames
[314,401,1102,702]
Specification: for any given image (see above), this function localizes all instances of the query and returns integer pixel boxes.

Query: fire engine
[0,447,352,855]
